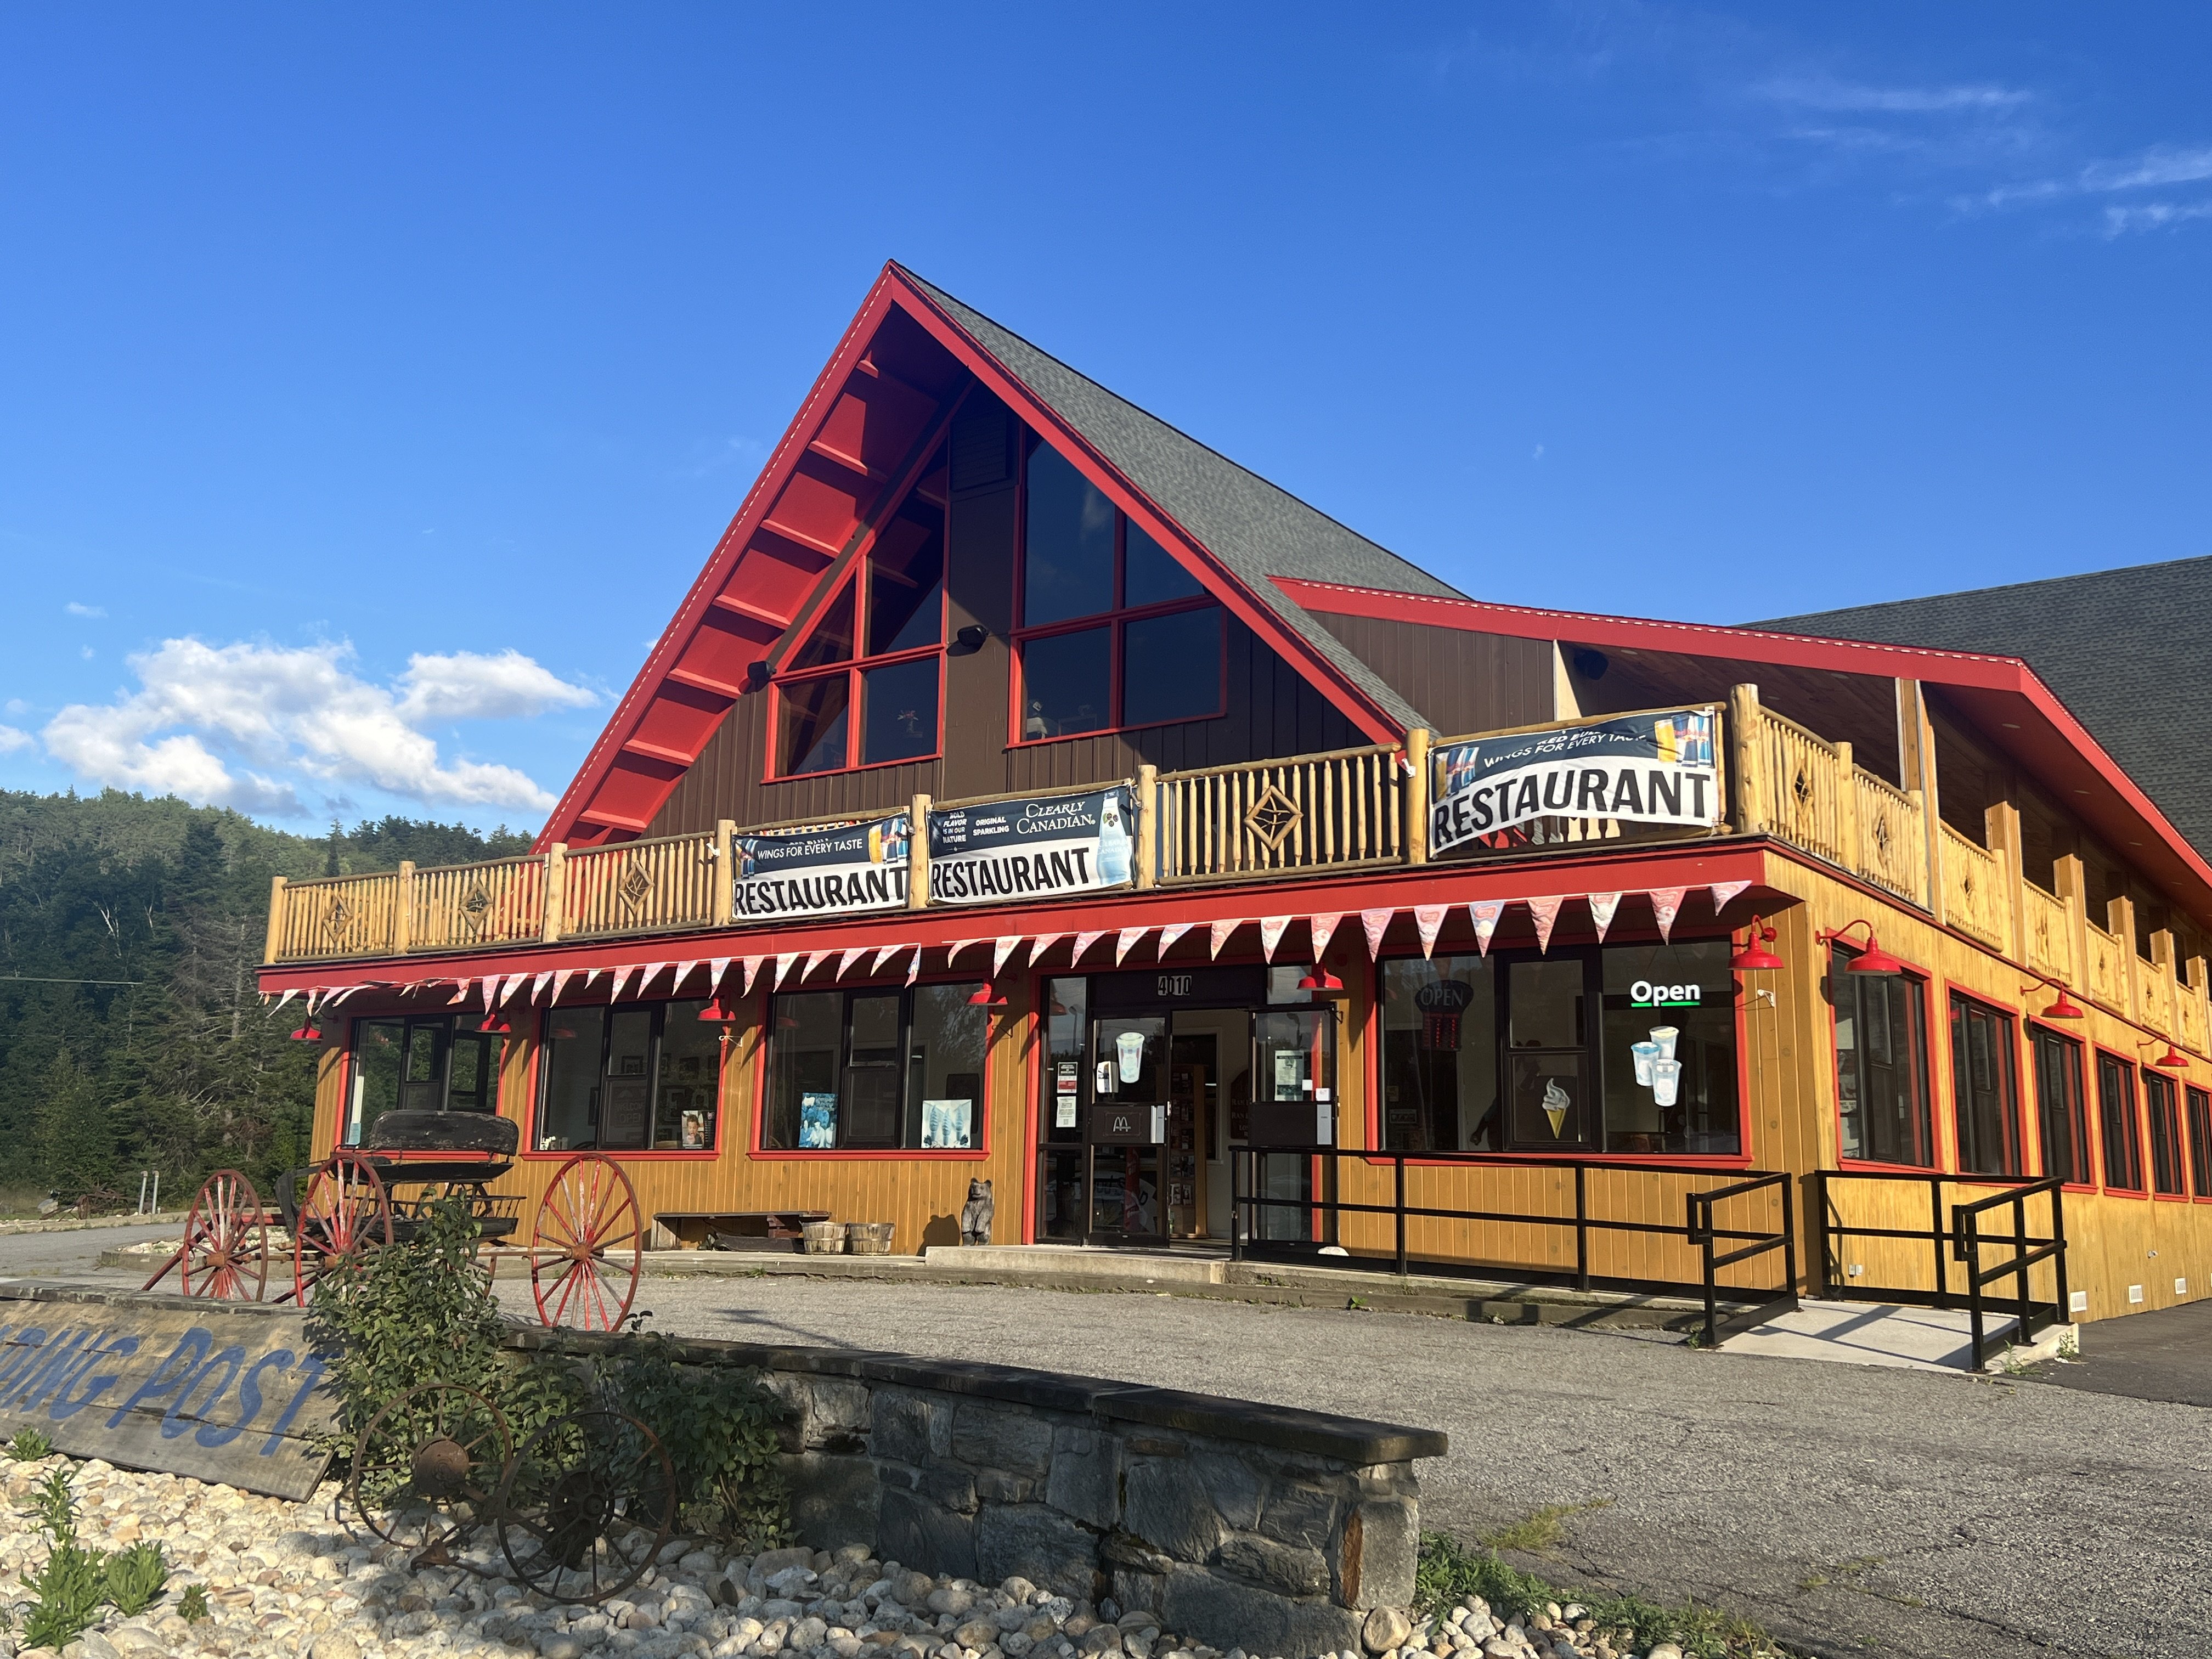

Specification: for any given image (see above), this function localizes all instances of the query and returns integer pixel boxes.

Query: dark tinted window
[2097,1055,2144,1192]
[1022,445,1115,625]
[2188,1087,2212,1198]
[779,675,850,775]
[1833,947,1932,1166]
[868,509,944,656]
[1949,994,2022,1176]
[1123,521,1205,608]
[2032,1028,2089,1184]
[1020,627,1111,739]
[861,657,939,765]
[2147,1072,2185,1195]
[1122,608,1223,728]
[788,582,854,670]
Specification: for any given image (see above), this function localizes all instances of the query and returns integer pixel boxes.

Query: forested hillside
[0,791,530,1206]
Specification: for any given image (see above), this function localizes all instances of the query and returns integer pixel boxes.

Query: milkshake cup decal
[1650,1025,1679,1062]
[1651,1059,1682,1108]
[1631,1041,1660,1086]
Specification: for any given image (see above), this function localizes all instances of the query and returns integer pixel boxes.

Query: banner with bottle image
[733,813,911,921]
[1429,707,1722,857]
[926,786,1137,906]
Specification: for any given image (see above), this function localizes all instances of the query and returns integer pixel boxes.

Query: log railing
[256,686,2212,1060]
[1153,743,1404,883]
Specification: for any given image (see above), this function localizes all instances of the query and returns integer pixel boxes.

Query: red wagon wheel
[179,1170,269,1302]
[294,1153,393,1304]
[529,1155,642,1331]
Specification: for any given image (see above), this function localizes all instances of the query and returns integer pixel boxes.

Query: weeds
[1415,1531,1781,1659]
[5,1427,54,1461]
[15,1468,171,1650]
[178,1585,211,1623]
[1477,1498,1615,1554]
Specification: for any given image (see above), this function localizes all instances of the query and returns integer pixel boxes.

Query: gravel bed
[0,1455,1717,1659]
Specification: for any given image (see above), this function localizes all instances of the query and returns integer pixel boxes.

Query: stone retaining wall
[511,1328,1447,1656]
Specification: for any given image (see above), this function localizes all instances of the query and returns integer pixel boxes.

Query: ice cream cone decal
[1542,1077,1571,1139]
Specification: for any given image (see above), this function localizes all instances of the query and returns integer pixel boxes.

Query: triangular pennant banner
[1414,905,1448,959]
[1156,922,1193,955]
[994,936,1023,975]
[1210,918,1243,960]
[583,968,605,990]
[871,943,905,974]
[1467,900,1505,956]
[838,947,871,980]
[946,939,979,966]
[1307,913,1341,962]
[481,974,501,1011]
[1649,887,1687,944]
[774,953,802,989]
[503,974,532,1006]
[1029,933,1064,966]
[1115,927,1150,966]
[1362,909,1395,958]
[673,961,699,994]
[532,971,556,1004]
[1072,929,1108,963]
[274,988,300,1012]
[1527,896,1563,955]
[709,957,732,991]
[740,957,765,995]
[1259,917,1291,962]
[906,945,922,987]
[303,987,323,1014]
[448,979,473,1004]
[1586,893,1622,944]
[551,969,575,1005]
[1709,879,1752,915]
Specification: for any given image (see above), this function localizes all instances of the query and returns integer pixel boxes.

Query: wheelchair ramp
[1718,1298,2068,1372]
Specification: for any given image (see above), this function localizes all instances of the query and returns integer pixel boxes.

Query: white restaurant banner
[1430,707,1722,857]
[927,786,1137,906]
[732,812,911,921]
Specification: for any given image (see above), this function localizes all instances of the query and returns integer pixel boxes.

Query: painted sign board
[927,787,1136,905]
[0,1289,337,1499]
[1430,707,1722,856]
[733,813,910,921]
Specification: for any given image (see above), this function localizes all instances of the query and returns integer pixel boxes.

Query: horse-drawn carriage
[146,1110,642,1331]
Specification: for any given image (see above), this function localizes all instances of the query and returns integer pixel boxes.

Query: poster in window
[604,1081,650,1146]
[921,1098,974,1149]
[1272,1051,1305,1102]
[734,813,910,922]
[926,786,1136,905]
[799,1092,837,1149]
[1055,1061,1079,1130]
[1431,707,1720,856]
[680,1109,708,1150]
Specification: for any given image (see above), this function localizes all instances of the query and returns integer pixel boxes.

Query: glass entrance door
[1246,1008,1336,1243]
[1087,1013,1166,1243]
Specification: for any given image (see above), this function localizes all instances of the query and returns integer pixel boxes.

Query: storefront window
[1380,957,1499,1151]
[2032,1027,2090,1184]
[1600,942,1740,1156]
[1948,994,2022,1176]
[1380,944,1738,1156]
[1833,946,1933,1167]
[2096,1053,2144,1192]
[347,1015,505,1146]
[533,1001,718,1153]
[763,984,986,1150]
[2187,1087,2212,1199]
[2146,1071,2185,1196]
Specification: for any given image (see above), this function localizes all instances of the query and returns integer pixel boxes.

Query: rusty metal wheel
[528,1155,642,1331]
[494,1408,674,1604]
[347,1383,512,1556]
[293,1153,393,1304]
[179,1170,269,1302]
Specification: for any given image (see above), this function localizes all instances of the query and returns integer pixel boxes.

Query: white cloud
[0,725,32,754]
[64,601,106,618]
[40,639,596,816]
[1966,141,2212,221]
[2103,200,2212,236]
[1762,78,2031,115]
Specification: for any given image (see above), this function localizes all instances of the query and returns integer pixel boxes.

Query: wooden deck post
[2150,929,2178,1035]
[263,876,287,964]
[1834,740,1859,877]
[1726,684,1762,834]
[1404,728,1431,866]
[1897,680,1944,925]
[393,862,415,956]
[1986,802,2025,962]
[1134,765,1158,890]
[2053,854,2089,988]
[2109,896,2140,1020]
[909,794,932,910]
[2189,956,2211,1052]
[541,844,568,944]
[711,821,735,927]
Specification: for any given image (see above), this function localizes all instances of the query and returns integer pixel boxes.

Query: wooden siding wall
[1303,613,1556,739]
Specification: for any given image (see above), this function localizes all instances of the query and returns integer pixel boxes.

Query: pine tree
[38,1049,116,1201]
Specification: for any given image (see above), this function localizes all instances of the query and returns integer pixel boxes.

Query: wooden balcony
[262,681,2212,1057]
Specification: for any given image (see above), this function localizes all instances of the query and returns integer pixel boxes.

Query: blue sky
[3,4,2207,835]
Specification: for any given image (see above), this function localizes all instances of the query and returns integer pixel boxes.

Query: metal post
[1574,1164,1590,1293]
[2051,1186,2070,1329]
[2015,1191,2032,1347]
[1394,1155,1407,1277]
[1931,1177,1950,1308]
[1963,1208,1986,1372]
[1780,1172,1798,1301]
[1228,1148,1243,1263]
[1810,1170,1830,1297]
[150,1171,159,1215]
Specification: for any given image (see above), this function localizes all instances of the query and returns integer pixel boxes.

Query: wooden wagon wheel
[529,1155,642,1331]
[347,1383,511,1556]
[494,1408,674,1604]
[179,1170,269,1302]
[293,1153,394,1304]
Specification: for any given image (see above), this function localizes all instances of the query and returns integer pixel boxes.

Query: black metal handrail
[1813,1169,2069,1369]
[1954,1177,2069,1372]
[1225,1144,1798,1349]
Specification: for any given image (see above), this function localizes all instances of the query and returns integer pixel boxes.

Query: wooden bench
[647,1210,831,1251]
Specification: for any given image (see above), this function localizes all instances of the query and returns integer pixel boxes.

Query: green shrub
[601,1322,792,1550]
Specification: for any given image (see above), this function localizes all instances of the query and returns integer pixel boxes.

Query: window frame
[2093,1048,2147,1195]
[2186,1085,2212,1201]
[2145,1069,2187,1197]
[2028,1023,2094,1190]
[1829,944,1937,1171]
[343,1013,507,1148]
[1945,987,2024,1177]
[524,1001,724,1159]
[1009,441,1227,744]
[765,477,949,782]
[753,978,992,1159]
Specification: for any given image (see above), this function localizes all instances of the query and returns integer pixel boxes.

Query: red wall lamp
[968,983,1009,1008]
[1817,919,1906,975]
[1730,916,1784,973]
[2019,976,2083,1022]
[2140,1035,2188,1071]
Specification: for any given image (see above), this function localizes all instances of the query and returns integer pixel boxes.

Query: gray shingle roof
[1756,556,2212,857]
[899,267,1462,733]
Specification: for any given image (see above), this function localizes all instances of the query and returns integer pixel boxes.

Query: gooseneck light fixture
[1818,918,1906,975]
[1730,916,1785,973]
[2140,1035,2188,1071]
[2019,976,2084,1022]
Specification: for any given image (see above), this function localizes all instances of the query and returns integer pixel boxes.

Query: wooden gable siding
[1304,612,1556,739]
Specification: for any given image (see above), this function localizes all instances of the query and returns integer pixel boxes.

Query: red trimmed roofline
[1277,577,2212,912]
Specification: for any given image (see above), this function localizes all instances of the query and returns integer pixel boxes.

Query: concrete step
[1718,1297,2081,1372]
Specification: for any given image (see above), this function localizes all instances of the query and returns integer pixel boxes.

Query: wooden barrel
[801,1221,848,1255]
[846,1222,895,1256]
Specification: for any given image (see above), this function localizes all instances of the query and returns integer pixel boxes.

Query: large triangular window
[773,450,947,777]
[1013,437,1222,742]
